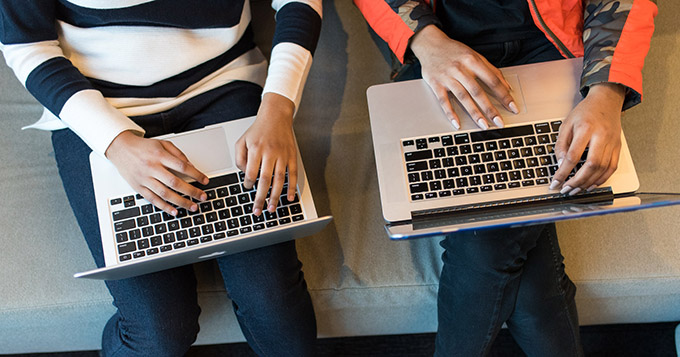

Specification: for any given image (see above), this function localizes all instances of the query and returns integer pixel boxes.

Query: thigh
[52,128,201,355]
[435,225,546,356]
[507,224,583,356]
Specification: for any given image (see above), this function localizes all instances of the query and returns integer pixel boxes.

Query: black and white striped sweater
[0,0,322,156]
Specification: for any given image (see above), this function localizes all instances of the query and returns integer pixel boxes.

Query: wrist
[410,25,447,61]
[105,130,141,159]
[587,83,626,108]
[259,92,295,126]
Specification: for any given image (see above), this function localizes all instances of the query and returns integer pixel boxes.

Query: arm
[355,1,516,129]
[0,1,208,215]
[551,0,657,194]
[236,0,322,216]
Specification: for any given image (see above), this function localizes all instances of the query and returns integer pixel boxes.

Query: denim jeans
[393,35,583,356]
[51,81,316,356]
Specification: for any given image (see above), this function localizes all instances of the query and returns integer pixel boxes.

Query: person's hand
[550,83,626,195]
[105,131,209,215]
[410,25,519,130]
[235,92,298,216]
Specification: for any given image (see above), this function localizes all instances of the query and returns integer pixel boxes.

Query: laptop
[366,58,680,239]
[76,116,332,280]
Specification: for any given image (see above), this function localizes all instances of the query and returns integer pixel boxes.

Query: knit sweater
[0,0,322,156]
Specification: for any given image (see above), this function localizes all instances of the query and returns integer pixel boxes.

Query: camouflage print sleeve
[386,0,441,35]
[582,0,657,110]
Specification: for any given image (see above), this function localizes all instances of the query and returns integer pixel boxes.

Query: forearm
[581,0,657,110]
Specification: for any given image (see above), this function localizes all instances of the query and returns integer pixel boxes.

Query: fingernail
[477,118,489,130]
[254,208,261,216]
[549,180,561,190]
[268,205,276,212]
[557,158,563,168]
[560,185,572,195]
[569,187,582,196]
[451,120,460,130]
[493,116,504,128]
[587,185,597,192]
[190,204,198,212]
[200,193,207,201]
[171,209,178,216]
[509,102,519,114]
[202,177,209,185]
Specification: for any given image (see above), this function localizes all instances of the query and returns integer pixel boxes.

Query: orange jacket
[354,0,657,109]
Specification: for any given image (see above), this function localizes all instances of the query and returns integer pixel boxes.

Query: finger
[431,83,461,129]
[563,142,610,194]
[146,174,199,212]
[161,141,209,185]
[243,145,262,189]
[444,78,488,130]
[552,134,589,193]
[137,186,178,216]
[154,168,205,209]
[591,145,621,189]
[234,137,248,172]
[549,124,574,190]
[287,155,298,202]
[456,72,503,128]
[267,160,287,213]
[473,61,516,119]
[252,156,275,216]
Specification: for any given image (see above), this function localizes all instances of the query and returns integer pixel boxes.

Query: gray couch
[2,0,680,353]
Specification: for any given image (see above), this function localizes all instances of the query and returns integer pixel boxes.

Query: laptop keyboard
[109,172,304,263]
[402,120,587,201]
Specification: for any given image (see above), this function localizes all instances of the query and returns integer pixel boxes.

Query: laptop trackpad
[165,127,233,175]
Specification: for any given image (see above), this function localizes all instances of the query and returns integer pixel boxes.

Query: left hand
[235,92,298,216]
[550,83,626,195]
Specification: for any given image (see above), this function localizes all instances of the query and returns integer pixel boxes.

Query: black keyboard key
[187,239,199,246]
[411,194,424,200]
[201,225,214,235]
[429,181,442,191]
[218,209,230,220]
[473,143,485,152]
[199,202,213,213]
[442,158,454,168]
[137,216,149,227]
[116,232,128,243]
[485,141,498,151]
[137,239,150,249]
[446,146,459,156]
[150,236,162,247]
[141,204,154,215]
[460,166,473,176]
[160,245,172,252]
[535,122,551,133]
[470,125,534,142]
[481,185,493,192]
[206,212,218,223]
[509,171,521,181]
[133,251,145,259]
[527,158,539,167]
[512,138,524,147]
[403,139,414,147]
[176,230,189,240]
[494,184,507,190]
[439,190,452,197]
[180,217,193,228]
[508,182,521,189]
[214,221,227,232]
[266,221,279,228]
[129,229,141,240]
[466,187,479,194]
[214,232,227,240]
[227,230,239,237]
[425,192,437,199]
[407,161,429,172]
[213,199,225,210]
[173,242,186,249]
[149,213,161,224]
[200,236,212,243]
[117,242,136,254]
[167,221,180,231]
[468,154,480,164]
[455,177,468,188]
[277,206,290,217]
[520,148,533,157]
[434,148,445,158]
[460,144,472,154]
[279,217,292,225]
[240,227,253,234]
[112,207,141,221]
[163,233,175,244]
[522,180,535,187]
[428,159,441,169]
[447,168,460,178]
[189,227,201,238]
[452,189,465,195]
[454,133,470,144]
[114,219,136,232]
[192,173,239,191]
[239,216,252,227]
[496,172,509,182]
[225,197,238,207]
[428,136,440,143]
[192,215,205,225]
[163,212,175,221]
[110,198,122,205]
[536,178,550,185]
[469,176,481,186]
[292,215,304,222]
[227,218,240,229]
[416,138,428,149]
[244,204,253,215]
[404,150,433,162]
[550,120,562,132]
[123,195,135,208]
[408,173,420,182]
[120,254,132,262]
[441,135,454,146]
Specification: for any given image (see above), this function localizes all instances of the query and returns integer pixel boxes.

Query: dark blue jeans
[394,36,583,356]
[51,81,316,356]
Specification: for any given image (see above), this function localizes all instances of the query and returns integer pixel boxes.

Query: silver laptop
[367,58,680,239]
[76,116,332,280]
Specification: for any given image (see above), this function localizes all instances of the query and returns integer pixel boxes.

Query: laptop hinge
[411,187,614,221]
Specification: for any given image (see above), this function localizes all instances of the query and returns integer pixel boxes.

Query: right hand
[105,131,210,216]
[410,25,519,130]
